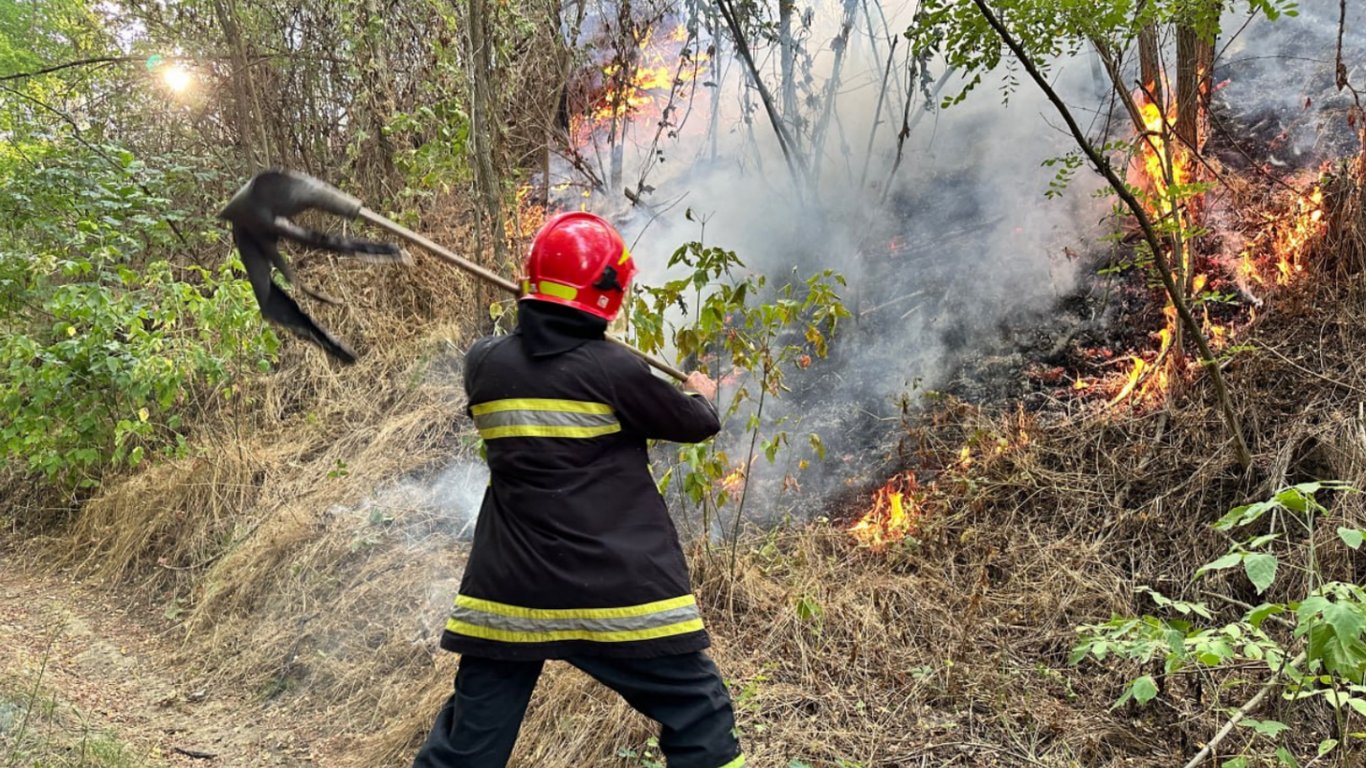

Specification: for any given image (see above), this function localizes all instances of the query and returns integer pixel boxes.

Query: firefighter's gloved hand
[684,371,717,400]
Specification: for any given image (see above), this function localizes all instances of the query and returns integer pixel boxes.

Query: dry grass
[6,169,1366,766]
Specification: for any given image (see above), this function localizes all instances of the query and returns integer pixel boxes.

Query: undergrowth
[0,669,158,768]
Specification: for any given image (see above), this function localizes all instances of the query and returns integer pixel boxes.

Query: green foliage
[907,0,1298,104]
[617,737,664,768]
[387,100,471,193]
[1073,483,1366,763]
[0,141,275,487]
[630,232,849,536]
[0,0,106,77]
[2,669,160,768]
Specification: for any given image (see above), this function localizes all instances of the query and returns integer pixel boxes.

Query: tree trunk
[356,0,398,197]
[778,0,798,143]
[1138,23,1162,106]
[462,0,507,264]
[213,0,266,169]
[1175,9,1216,156]
[809,0,859,187]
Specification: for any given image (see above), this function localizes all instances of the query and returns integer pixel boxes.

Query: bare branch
[0,56,141,82]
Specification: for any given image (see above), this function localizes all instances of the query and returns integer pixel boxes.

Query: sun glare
[162,65,193,93]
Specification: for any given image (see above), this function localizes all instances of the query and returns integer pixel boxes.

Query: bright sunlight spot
[162,64,193,93]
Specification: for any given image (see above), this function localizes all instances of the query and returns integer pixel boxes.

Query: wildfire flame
[592,24,708,123]
[1275,185,1326,285]
[1130,90,1188,216]
[721,462,747,497]
[849,472,923,548]
[1236,184,1326,287]
[1102,87,1194,408]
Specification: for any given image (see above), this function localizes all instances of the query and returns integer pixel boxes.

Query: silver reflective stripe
[474,409,617,431]
[470,398,621,440]
[451,603,701,633]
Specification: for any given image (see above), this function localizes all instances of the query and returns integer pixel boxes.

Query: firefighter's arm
[598,346,720,443]
[461,337,497,418]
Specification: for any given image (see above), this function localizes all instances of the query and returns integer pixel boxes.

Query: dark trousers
[412,651,742,768]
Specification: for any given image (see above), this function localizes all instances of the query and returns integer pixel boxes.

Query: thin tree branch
[0,56,141,82]
[859,36,898,188]
[0,84,194,251]
[1336,0,1362,106]
[714,0,808,191]
[969,0,1251,468]
[1181,651,1306,768]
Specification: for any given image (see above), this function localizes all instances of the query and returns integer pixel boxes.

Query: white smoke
[548,1,1112,516]
[1216,0,1365,167]
[336,460,488,545]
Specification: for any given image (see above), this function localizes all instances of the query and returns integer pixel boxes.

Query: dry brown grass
[7,171,1366,766]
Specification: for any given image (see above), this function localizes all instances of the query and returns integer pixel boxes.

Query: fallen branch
[1181,651,1306,768]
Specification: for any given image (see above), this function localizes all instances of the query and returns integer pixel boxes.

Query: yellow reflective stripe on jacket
[471,398,619,440]
[456,594,696,620]
[445,617,705,644]
[477,424,620,439]
[716,756,745,768]
[447,594,704,644]
[471,398,613,416]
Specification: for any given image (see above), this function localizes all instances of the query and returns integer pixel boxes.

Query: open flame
[1237,184,1326,287]
[1129,88,1188,216]
[849,471,923,548]
[721,461,747,497]
[591,24,708,124]
[1275,185,1325,285]
[1099,87,1201,408]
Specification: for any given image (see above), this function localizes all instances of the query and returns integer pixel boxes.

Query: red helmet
[523,212,637,321]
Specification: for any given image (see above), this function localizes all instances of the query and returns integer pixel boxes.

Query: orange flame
[721,464,746,497]
[592,23,708,123]
[1131,91,1187,216]
[1274,186,1326,285]
[850,473,922,548]
[1235,184,1326,288]
[1107,306,1177,407]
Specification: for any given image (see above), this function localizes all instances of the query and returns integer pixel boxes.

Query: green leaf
[809,433,825,461]
[1195,552,1244,579]
[1316,739,1338,757]
[1215,500,1275,530]
[1275,746,1300,767]
[1221,759,1248,768]
[1130,675,1158,705]
[1275,486,1311,513]
[1243,553,1279,595]
[1250,718,1290,738]
[1338,527,1364,550]
[795,595,822,623]
[1246,603,1287,629]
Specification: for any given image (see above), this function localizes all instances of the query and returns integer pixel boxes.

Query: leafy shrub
[0,141,275,487]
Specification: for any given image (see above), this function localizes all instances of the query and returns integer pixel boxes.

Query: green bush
[0,141,275,487]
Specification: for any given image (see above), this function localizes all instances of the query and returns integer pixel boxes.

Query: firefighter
[413,212,744,768]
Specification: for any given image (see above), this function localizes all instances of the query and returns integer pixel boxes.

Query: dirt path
[0,564,337,766]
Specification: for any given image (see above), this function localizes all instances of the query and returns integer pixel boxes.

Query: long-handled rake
[219,169,685,380]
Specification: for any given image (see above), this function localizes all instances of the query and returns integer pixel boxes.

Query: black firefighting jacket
[441,302,721,660]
